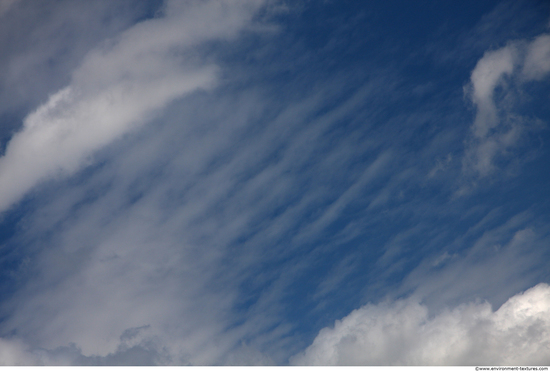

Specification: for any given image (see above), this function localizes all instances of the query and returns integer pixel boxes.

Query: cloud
[395,211,550,317]
[291,283,550,365]
[462,33,550,178]
[0,0,266,214]
[469,46,517,139]
[0,1,548,366]
[0,60,412,364]
[522,34,550,81]
[0,337,37,365]
[0,0,20,17]
[0,325,172,365]
[0,0,150,119]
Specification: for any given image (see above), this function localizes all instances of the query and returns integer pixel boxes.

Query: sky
[0,0,549,366]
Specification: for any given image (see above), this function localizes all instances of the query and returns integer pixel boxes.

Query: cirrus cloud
[0,0,267,214]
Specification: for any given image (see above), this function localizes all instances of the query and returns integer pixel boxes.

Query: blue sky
[0,0,549,366]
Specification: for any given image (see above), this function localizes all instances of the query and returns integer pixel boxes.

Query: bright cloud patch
[463,33,550,178]
[291,283,550,365]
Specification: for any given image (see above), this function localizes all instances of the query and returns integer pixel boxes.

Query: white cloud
[291,283,550,365]
[0,337,38,365]
[0,0,266,214]
[522,34,550,81]
[463,44,518,178]
[0,327,171,365]
[470,46,517,139]
[463,33,550,178]
[0,0,149,118]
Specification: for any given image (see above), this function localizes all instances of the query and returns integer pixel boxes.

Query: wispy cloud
[0,0,266,214]
[462,33,550,179]
[398,212,550,311]
[0,0,548,366]
[0,0,150,119]
[0,69,403,364]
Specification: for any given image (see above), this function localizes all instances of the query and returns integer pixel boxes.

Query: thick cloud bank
[291,283,550,365]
